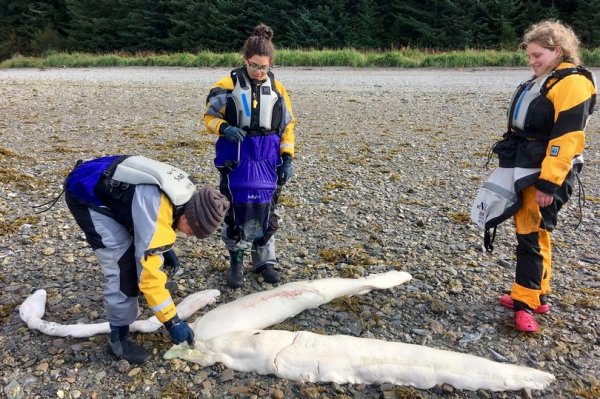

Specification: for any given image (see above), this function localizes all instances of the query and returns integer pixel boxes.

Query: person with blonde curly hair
[487,20,596,332]
[203,24,296,289]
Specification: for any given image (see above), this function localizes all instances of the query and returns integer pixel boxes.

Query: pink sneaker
[514,310,539,332]
[499,294,550,314]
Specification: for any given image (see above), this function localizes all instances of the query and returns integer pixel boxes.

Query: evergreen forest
[2,0,599,61]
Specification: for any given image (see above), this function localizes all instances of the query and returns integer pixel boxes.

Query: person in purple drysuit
[203,23,296,289]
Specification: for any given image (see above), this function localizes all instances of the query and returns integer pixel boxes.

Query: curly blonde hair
[521,20,581,66]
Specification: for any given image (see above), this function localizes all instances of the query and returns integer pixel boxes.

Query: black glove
[164,315,195,346]
[163,249,180,276]
[222,125,246,143]
[277,154,293,185]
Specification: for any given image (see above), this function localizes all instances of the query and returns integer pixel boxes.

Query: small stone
[57,390,65,399]
[476,389,491,399]
[127,368,141,377]
[41,248,56,256]
[458,332,482,347]
[449,279,463,294]
[193,371,208,385]
[441,383,454,394]
[3,380,23,399]
[116,360,130,373]
[412,328,431,336]
[35,362,49,373]
[272,388,284,399]
[220,368,234,382]
[430,299,448,313]
[229,386,248,395]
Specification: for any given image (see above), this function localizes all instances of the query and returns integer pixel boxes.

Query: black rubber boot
[226,250,244,288]
[257,264,280,284]
[107,325,150,364]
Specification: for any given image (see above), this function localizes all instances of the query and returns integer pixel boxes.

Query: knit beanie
[184,186,229,239]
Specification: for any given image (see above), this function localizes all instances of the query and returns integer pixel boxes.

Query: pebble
[458,332,483,347]
[41,248,56,256]
[476,389,491,399]
[3,380,23,399]
[220,368,234,382]
[127,368,141,377]
[486,348,508,362]
[116,360,130,373]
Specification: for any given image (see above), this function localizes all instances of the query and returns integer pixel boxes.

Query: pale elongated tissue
[193,271,412,341]
[166,329,555,392]
[19,289,219,338]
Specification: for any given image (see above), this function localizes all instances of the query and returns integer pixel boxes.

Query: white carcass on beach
[20,271,555,392]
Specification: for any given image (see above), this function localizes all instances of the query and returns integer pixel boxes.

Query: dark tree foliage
[1,0,598,59]
[0,0,68,58]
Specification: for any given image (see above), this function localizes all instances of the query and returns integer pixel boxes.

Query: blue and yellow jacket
[65,156,180,323]
[203,67,296,157]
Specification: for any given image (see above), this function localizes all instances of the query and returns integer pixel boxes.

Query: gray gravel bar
[1,67,599,398]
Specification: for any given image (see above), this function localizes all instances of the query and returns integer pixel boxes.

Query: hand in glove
[164,315,195,346]
[163,249,180,276]
[277,154,293,185]
[221,125,246,143]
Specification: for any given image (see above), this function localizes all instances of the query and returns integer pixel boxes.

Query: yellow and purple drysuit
[472,63,596,311]
[203,66,295,269]
[64,155,196,326]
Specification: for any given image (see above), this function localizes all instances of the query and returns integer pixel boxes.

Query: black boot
[227,250,244,288]
[256,264,280,284]
[107,325,150,364]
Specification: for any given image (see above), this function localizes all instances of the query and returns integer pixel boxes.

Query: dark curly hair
[242,23,275,62]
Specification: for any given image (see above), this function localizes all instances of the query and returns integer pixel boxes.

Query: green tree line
[1,0,599,61]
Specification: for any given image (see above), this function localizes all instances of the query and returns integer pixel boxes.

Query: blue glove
[222,125,246,143]
[163,249,180,275]
[277,154,293,185]
[164,315,195,346]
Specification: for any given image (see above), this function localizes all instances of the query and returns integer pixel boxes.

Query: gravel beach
[1,66,598,398]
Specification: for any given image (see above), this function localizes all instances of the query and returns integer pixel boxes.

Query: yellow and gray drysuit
[64,155,196,326]
[493,63,595,311]
[203,67,295,269]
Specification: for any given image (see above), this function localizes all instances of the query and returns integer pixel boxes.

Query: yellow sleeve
[536,73,595,194]
[275,80,296,157]
[138,193,178,323]
[203,76,234,135]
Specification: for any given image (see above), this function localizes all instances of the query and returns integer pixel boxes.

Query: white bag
[471,167,539,251]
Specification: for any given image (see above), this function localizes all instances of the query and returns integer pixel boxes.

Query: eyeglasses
[247,62,270,73]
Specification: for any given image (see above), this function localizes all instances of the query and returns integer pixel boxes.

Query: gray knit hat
[184,186,229,239]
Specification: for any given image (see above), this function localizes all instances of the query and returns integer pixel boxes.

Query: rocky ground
[0,67,598,399]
